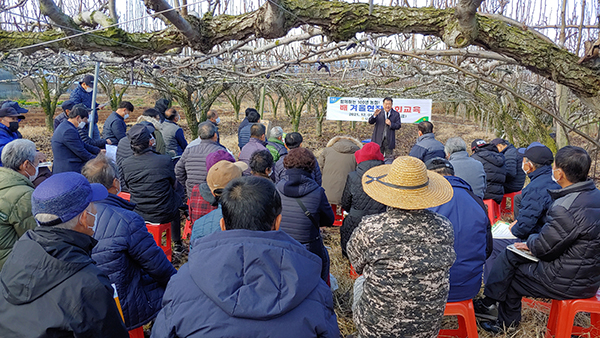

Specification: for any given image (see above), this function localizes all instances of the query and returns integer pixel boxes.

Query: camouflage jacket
[347,208,456,338]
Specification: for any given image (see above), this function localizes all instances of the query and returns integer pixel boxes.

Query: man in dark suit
[51,104,102,174]
[368,97,401,158]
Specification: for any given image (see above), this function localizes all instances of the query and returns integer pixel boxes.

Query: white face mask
[521,162,528,175]
[78,121,86,129]
[85,86,93,93]
[124,114,129,120]
[28,164,39,182]
[86,210,98,233]
[551,169,559,183]
[215,117,221,124]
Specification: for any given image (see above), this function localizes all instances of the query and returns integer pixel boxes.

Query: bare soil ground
[17,97,594,337]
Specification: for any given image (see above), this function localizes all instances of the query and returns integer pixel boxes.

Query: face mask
[215,117,221,124]
[8,121,19,132]
[86,210,98,233]
[521,162,528,175]
[78,121,86,129]
[551,169,559,184]
[85,86,93,93]
[28,163,39,182]
[124,114,129,120]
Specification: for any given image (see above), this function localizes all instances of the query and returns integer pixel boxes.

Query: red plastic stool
[483,199,501,224]
[118,192,131,201]
[146,222,172,261]
[500,191,522,217]
[349,264,360,280]
[129,327,144,338]
[545,291,600,338]
[182,218,193,240]
[438,299,479,338]
[331,204,344,226]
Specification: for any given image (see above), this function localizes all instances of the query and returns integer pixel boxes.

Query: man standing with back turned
[368,97,401,158]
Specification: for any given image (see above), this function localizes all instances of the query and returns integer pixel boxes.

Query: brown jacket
[318,136,361,204]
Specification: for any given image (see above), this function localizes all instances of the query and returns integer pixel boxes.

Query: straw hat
[361,156,453,210]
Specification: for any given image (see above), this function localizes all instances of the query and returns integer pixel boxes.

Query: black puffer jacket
[277,168,334,281]
[528,180,600,298]
[339,160,386,257]
[471,144,506,204]
[502,144,526,193]
[175,140,226,198]
[121,149,181,224]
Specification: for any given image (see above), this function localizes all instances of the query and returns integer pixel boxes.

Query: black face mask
[8,122,18,132]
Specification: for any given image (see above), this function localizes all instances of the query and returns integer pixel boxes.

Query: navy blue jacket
[0,123,19,167]
[501,144,527,193]
[471,144,506,204]
[429,176,488,302]
[53,112,68,130]
[151,229,339,338]
[93,194,177,330]
[368,109,401,149]
[79,123,107,149]
[51,120,99,173]
[69,83,97,109]
[238,123,253,149]
[103,112,127,144]
[511,165,560,239]
[409,133,446,163]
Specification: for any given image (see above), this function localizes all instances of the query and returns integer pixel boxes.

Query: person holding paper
[475,146,600,334]
[368,97,401,158]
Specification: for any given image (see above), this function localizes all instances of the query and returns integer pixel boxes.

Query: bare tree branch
[144,0,202,45]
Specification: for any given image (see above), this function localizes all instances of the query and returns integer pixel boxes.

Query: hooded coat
[339,159,386,257]
[319,136,361,204]
[0,167,36,269]
[471,144,506,204]
[0,227,128,337]
[428,176,488,302]
[151,229,340,338]
[277,168,334,281]
[526,180,600,298]
[93,194,177,330]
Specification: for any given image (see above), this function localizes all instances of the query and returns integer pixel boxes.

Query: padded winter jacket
[408,133,446,163]
[319,136,361,204]
[69,83,98,109]
[511,165,560,239]
[103,111,127,145]
[527,180,600,298]
[175,140,226,198]
[501,143,526,193]
[239,137,268,175]
[277,168,334,281]
[339,159,386,257]
[266,137,288,162]
[429,175,488,302]
[471,144,506,204]
[449,151,487,199]
[238,124,253,150]
[0,168,36,270]
[121,148,181,224]
[151,229,339,338]
[0,227,128,337]
[93,194,177,330]
[51,120,99,174]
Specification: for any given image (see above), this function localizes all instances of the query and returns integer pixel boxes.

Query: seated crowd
[0,87,600,337]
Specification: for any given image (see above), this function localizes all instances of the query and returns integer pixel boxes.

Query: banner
[326,97,432,123]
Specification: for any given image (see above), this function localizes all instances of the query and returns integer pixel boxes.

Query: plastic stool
[182,218,193,240]
[483,199,501,224]
[545,291,600,338]
[500,191,522,217]
[349,263,360,280]
[129,327,144,338]
[146,222,172,261]
[438,299,479,338]
[331,204,344,227]
[118,192,131,201]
